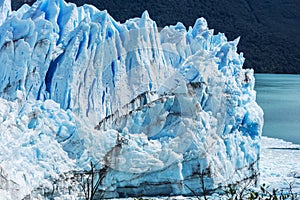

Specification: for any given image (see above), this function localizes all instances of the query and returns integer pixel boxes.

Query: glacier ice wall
[0,0,263,199]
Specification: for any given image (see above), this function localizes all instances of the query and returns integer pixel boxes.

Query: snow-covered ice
[0,0,264,199]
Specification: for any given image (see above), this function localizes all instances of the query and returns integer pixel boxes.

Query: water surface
[255,74,300,144]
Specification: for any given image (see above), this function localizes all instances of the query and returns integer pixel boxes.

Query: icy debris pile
[0,0,263,199]
[260,137,300,193]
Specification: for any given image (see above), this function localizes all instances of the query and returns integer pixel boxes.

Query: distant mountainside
[12,0,300,74]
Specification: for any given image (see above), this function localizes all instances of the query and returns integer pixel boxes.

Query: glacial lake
[255,74,300,144]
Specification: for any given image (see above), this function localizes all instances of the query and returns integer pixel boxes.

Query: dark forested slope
[12,0,300,74]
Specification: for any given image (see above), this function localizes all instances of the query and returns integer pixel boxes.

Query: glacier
[0,0,263,199]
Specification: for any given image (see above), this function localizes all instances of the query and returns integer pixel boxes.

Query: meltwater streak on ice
[255,74,300,144]
[0,0,263,198]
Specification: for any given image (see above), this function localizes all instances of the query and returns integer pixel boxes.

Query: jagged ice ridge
[0,0,263,199]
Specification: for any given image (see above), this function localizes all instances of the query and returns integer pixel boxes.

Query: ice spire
[0,0,11,25]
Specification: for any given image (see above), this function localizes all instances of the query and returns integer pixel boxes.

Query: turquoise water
[255,74,300,144]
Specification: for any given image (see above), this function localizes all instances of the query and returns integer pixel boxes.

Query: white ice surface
[260,137,300,193]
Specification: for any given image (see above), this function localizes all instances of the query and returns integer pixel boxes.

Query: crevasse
[0,0,263,199]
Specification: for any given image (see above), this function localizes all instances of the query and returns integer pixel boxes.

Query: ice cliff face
[0,0,263,199]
